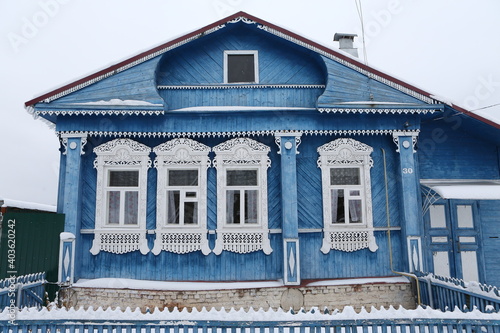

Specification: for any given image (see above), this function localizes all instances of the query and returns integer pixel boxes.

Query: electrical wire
[354,0,368,64]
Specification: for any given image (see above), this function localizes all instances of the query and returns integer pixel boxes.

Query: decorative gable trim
[31,109,164,117]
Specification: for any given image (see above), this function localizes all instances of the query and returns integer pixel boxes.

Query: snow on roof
[431,185,500,200]
[0,198,56,212]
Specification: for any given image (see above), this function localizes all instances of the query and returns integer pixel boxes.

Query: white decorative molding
[318,138,378,253]
[158,84,325,90]
[57,129,405,139]
[318,108,437,114]
[320,230,377,253]
[152,138,211,255]
[228,16,256,25]
[34,109,164,117]
[60,133,88,155]
[213,138,272,255]
[392,131,419,153]
[151,231,210,255]
[212,230,272,255]
[92,138,151,255]
[274,132,302,155]
[90,231,149,255]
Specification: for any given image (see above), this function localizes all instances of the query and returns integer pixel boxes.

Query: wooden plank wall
[77,134,404,281]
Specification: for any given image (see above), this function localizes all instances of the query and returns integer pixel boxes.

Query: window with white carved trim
[225,169,259,225]
[212,138,272,255]
[224,51,259,84]
[151,138,210,255]
[317,138,378,254]
[91,138,151,255]
[105,170,140,226]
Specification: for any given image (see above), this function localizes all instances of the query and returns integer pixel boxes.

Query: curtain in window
[245,190,258,223]
[107,191,120,224]
[124,191,138,225]
[167,190,179,224]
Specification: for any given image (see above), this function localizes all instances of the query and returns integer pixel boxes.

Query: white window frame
[104,168,141,226]
[224,50,259,84]
[151,138,211,255]
[212,138,272,255]
[317,138,378,253]
[91,138,151,255]
[224,168,261,226]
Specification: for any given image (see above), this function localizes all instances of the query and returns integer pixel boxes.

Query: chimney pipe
[334,33,358,58]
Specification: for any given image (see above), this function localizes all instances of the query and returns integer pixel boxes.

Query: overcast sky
[1,0,499,206]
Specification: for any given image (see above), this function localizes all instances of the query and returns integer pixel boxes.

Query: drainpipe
[381,148,421,305]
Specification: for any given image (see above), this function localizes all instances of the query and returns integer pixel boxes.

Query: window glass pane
[457,205,474,228]
[331,189,345,223]
[124,191,138,225]
[168,170,198,186]
[349,199,363,223]
[184,202,198,225]
[167,190,180,224]
[226,190,241,224]
[350,190,360,196]
[107,191,120,224]
[109,171,139,187]
[227,170,258,186]
[227,54,255,83]
[429,205,446,228]
[245,190,258,224]
[330,168,360,185]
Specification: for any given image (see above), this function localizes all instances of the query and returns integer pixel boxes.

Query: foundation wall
[59,282,416,312]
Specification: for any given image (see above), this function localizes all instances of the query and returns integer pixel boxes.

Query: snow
[172,106,315,112]
[0,197,56,212]
[431,185,500,200]
[71,99,163,106]
[474,108,500,126]
[73,276,409,291]
[60,232,76,240]
[2,305,500,321]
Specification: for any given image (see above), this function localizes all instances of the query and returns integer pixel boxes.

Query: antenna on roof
[354,0,368,65]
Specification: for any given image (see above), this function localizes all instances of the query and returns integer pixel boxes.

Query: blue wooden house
[24,12,500,309]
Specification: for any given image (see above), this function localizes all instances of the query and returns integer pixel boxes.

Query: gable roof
[24,11,499,130]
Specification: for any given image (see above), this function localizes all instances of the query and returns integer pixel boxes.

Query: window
[106,170,139,225]
[225,169,259,224]
[329,167,364,225]
[152,138,211,255]
[91,139,151,255]
[224,51,259,84]
[166,169,199,225]
[317,138,378,253]
[212,138,272,255]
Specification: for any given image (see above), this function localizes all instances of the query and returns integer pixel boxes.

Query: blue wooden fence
[418,273,500,312]
[0,273,45,309]
[1,317,500,332]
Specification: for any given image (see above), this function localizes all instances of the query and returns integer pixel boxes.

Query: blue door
[425,201,482,282]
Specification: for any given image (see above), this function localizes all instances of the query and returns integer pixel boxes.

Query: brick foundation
[59,280,416,312]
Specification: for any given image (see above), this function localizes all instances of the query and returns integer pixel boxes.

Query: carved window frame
[151,138,211,255]
[212,138,272,255]
[91,138,151,255]
[317,138,378,253]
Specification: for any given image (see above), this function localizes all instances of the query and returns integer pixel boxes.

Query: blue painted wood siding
[76,133,405,281]
[418,119,500,179]
[156,24,325,110]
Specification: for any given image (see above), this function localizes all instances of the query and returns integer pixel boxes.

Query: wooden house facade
[24,12,500,306]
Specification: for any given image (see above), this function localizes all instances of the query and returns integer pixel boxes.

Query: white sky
[1,0,499,206]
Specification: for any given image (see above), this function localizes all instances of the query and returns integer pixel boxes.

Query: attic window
[224,51,259,84]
